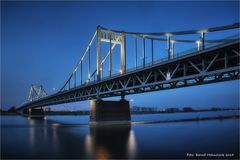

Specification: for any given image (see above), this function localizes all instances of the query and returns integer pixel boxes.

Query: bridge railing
[87,35,239,83]
[125,35,239,74]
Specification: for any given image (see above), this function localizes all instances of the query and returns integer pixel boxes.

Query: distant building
[182,107,193,112]
[166,108,179,113]
[131,106,157,112]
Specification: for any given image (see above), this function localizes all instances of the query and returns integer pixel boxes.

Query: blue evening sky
[1,1,239,110]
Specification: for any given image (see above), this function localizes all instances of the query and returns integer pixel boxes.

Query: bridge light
[166,71,171,80]
[199,30,208,35]
[165,33,172,37]
[52,123,60,127]
[196,40,201,51]
[200,31,206,50]
[119,69,123,74]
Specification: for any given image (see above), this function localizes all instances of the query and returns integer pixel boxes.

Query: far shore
[1,108,239,116]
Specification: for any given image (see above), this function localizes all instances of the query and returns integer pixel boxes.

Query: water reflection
[26,118,138,159]
[2,115,238,159]
[27,118,60,157]
[127,130,137,159]
[85,124,137,159]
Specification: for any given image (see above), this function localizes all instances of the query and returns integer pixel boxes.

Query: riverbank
[132,115,240,125]
[1,108,239,116]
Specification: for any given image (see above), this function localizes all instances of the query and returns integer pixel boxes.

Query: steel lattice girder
[18,41,240,109]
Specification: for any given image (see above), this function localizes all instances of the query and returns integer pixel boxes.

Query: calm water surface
[1,111,239,159]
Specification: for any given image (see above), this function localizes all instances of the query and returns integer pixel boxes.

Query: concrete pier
[28,108,45,119]
[23,108,29,117]
[90,99,131,123]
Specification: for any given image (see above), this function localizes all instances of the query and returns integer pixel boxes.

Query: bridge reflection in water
[1,114,239,159]
[24,117,137,159]
[85,125,137,159]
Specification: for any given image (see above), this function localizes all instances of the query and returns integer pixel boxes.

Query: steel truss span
[18,40,239,110]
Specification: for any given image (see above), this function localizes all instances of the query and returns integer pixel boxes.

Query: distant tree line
[0,106,16,114]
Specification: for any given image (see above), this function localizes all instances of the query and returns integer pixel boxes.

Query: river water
[1,111,239,159]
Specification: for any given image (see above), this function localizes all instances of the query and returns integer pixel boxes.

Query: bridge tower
[93,27,130,123]
[27,84,47,102]
[23,85,47,119]
[96,26,127,82]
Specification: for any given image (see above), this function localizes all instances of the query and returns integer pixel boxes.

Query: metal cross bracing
[17,23,240,110]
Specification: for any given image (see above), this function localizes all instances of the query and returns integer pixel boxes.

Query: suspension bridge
[17,23,240,122]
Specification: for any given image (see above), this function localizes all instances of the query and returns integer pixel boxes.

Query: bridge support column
[90,99,131,124]
[23,108,29,117]
[28,108,45,119]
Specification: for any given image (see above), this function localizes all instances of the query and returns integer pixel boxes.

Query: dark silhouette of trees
[8,106,16,113]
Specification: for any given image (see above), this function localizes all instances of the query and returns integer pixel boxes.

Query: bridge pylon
[27,84,47,102]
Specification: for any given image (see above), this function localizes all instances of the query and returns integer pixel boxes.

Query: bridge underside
[18,41,239,110]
